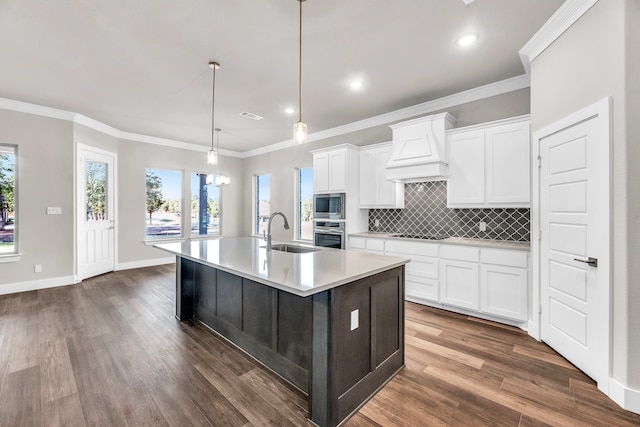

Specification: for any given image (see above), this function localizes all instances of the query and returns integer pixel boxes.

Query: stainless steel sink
[270,244,320,253]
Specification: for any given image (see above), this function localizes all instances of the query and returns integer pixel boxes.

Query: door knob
[574,257,598,267]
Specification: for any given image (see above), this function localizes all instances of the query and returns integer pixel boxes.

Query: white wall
[530,0,639,392]
[625,0,640,390]
[0,113,244,291]
[0,110,75,287]
[73,123,245,266]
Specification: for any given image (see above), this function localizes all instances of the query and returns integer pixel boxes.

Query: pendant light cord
[211,64,217,151]
[298,0,303,123]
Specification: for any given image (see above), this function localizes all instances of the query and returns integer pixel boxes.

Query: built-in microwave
[313,193,345,219]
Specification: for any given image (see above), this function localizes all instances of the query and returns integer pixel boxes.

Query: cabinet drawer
[480,248,528,268]
[406,278,438,303]
[390,254,438,280]
[349,237,366,250]
[385,240,439,257]
[440,245,479,262]
[366,239,385,252]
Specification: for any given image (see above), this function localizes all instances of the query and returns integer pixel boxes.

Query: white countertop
[154,237,410,297]
[350,232,530,251]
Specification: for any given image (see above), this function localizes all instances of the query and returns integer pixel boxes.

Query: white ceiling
[0,0,564,154]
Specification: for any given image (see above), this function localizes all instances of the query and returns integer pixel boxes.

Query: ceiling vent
[239,111,264,121]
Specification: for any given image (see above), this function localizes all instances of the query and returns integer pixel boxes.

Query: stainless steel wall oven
[313,220,345,249]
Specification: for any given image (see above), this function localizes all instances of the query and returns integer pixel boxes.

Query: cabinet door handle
[574,257,598,268]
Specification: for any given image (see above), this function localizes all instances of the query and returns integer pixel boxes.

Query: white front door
[536,98,610,391]
[77,144,116,280]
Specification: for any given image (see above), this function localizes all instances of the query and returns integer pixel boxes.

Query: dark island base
[176,257,405,427]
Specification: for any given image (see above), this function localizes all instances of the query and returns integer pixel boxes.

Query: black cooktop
[394,234,448,240]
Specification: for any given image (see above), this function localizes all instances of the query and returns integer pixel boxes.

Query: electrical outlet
[479,221,487,232]
[47,207,62,215]
[350,309,359,331]
[34,264,43,273]
[374,219,380,227]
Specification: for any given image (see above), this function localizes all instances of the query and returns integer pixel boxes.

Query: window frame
[294,166,313,242]
[0,144,18,261]
[253,173,271,237]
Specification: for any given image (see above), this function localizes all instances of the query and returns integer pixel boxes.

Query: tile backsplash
[368,181,530,241]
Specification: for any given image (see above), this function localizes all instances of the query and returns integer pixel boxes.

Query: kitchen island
[154,237,409,427]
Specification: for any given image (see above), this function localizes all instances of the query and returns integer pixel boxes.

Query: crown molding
[519,0,599,73]
[0,97,76,121]
[1,72,530,160]
[241,73,530,158]
[0,96,243,158]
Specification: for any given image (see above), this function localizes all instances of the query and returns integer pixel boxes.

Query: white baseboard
[116,257,175,271]
[609,378,640,415]
[0,275,77,296]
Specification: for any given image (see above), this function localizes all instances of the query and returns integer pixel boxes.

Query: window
[85,161,107,221]
[296,167,313,240]
[190,173,221,236]
[145,168,182,239]
[0,145,16,254]
[254,174,270,235]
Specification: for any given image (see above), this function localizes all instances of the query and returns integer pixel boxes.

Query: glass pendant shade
[207,149,218,165]
[293,120,307,145]
[215,175,230,186]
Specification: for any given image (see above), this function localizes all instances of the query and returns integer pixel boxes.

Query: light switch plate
[47,207,62,215]
[350,309,359,331]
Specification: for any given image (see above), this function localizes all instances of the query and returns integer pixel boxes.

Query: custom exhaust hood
[386,112,456,182]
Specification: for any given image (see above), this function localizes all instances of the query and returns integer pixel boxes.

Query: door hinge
[539,230,542,241]
[539,304,542,315]
[537,155,542,168]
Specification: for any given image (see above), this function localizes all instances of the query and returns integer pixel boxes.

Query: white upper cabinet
[485,122,531,205]
[312,144,359,194]
[447,116,531,208]
[447,130,485,205]
[360,142,404,208]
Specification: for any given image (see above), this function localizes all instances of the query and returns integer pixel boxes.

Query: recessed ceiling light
[456,33,478,47]
[350,80,363,90]
[285,108,295,115]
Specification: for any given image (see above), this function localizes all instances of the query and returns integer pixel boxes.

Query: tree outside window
[297,167,313,240]
[0,145,16,254]
[145,168,182,239]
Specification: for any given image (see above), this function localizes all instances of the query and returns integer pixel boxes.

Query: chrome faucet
[264,211,290,251]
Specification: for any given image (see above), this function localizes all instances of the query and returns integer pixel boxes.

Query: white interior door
[77,144,116,280]
[537,99,610,390]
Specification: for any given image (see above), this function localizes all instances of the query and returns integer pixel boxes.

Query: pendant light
[207,61,220,164]
[293,0,307,144]
[214,128,230,186]
[206,61,230,186]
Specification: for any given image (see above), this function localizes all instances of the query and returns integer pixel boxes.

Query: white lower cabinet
[386,240,439,303]
[439,245,480,310]
[479,248,529,322]
[440,259,479,310]
[348,236,530,326]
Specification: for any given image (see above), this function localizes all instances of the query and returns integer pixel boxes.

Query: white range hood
[386,112,456,182]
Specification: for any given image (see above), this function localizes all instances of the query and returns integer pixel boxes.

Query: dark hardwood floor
[1,264,639,426]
